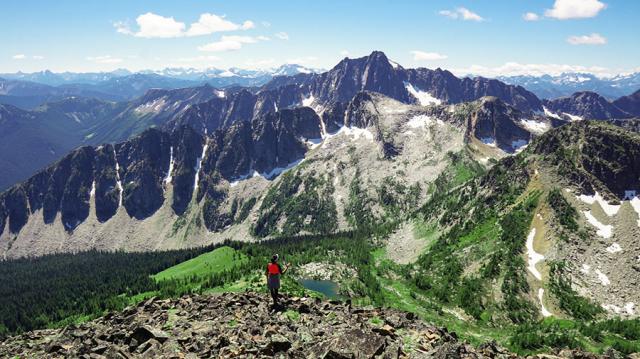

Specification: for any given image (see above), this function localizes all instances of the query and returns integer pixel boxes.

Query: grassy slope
[152,246,246,282]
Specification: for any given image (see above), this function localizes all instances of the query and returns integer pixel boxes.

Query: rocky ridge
[0,292,624,359]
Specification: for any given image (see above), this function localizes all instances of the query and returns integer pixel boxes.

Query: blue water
[299,279,341,299]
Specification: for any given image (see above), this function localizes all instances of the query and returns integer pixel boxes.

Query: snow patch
[543,106,562,120]
[219,70,236,77]
[630,196,640,227]
[193,143,208,192]
[511,139,528,152]
[580,264,591,275]
[563,112,583,121]
[299,137,322,149]
[342,126,374,141]
[134,97,167,114]
[404,82,441,106]
[164,146,174,184]
[606,243,622,253]
[389,60,400,69]
[113,148,123,207]
[89,181,96,197]
[301,93,315,107]
[520,119,550,134]
[257,158,304,179]
[406,115,434,128]
[526,228,544,281]
[480,137,497,147]
[538,288,552,317]
[216,90,225,98]
[230,158,304,187]
[323,126,375,144]
[583,211,613,238]
[577,192,620,216]
[595,269,610,286]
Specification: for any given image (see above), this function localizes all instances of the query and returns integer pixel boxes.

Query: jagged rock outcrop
[529,121,640,199]
[311,51,411,104]
[167,85,314,135]
[467,97,532,153]
[543,91,631,120]
[404,69,544,113]
[0,105,324,236]
[0,292,516,358]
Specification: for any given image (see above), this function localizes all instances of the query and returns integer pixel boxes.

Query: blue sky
[1,0,637,76]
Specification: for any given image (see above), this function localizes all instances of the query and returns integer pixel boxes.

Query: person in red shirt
[266,254,290,306]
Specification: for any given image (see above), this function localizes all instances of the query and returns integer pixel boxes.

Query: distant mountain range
[497,72,640,100]
[0,64,321,107]
[1,51,639,192]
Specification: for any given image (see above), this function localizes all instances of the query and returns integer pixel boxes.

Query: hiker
[266,254,290,306]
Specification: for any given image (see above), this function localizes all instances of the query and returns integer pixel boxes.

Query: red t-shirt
[267,263,281,275]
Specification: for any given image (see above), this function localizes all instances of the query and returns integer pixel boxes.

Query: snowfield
[404,82,441,106]
[164,146,174,184]
[113,148,123,207]
[630,196,640,227]
[577,192,620,216]
[302,93,315,107]
[538,288,552,317]
[229,158,305,187]
[519,119,550,134]
[605,243,622,253]
[583,211,613,238]
[595,269,610,286]
[193,143,208,192]
[480,137,497,147]
[406,115,434,128]
[525,228,544,281]
[563,112,583,122]
[543,106,562,120]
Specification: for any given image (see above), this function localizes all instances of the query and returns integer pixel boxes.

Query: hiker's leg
[270,287,277,303]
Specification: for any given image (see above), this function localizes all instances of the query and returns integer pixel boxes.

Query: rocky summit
[0,292,630,359]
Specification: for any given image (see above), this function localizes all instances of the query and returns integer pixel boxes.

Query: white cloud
[115,12,255,38]
[451,62,615,77]
[275,32,289,40]
[439,7,484,21]
[86,55,123,64]
[198,35,264,52]
[134,12,185,38]
[411,50,448,61]
[567,33,607,45]
[186,14,253,36]
[545,0,606,19]
[261,21,271,28]
[523,12,540,21]
[340,50,350,57]
[32,55,44,60]
[12,54,26,60]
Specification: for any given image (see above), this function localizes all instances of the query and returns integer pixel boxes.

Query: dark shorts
[267,274,281,290]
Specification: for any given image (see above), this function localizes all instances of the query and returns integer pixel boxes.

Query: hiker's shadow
[270,303,287,312]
